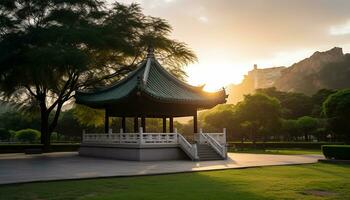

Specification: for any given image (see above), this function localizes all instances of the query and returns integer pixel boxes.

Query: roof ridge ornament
[147,46,155,58]
[143,46,154,84]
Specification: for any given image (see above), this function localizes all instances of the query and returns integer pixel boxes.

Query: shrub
[0,128,11,141]
[228,142,344,149]
[322,145,350,160]
[16,129,40,143]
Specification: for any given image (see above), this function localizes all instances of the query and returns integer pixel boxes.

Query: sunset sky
[116,0,350,91]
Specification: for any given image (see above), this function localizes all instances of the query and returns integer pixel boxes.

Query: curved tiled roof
[75,53,227,108]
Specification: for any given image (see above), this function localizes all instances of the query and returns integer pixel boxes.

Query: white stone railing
[199,128,227,159]
[177,130,199,161]
[83,128,178,145]
[82,128,226,161]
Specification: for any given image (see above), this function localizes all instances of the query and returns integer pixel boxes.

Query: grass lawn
[0,163,349,200]
[230,148,322,155]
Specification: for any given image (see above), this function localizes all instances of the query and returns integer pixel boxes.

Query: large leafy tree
[311,89,336,117]
[235,93,282,142]
[0,1,196,150]
[323,89,350,142]
[202,104,239,140]
[256,87,313,119]
[296,116,319,141]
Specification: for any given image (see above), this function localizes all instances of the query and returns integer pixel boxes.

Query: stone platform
[0,152,323,185]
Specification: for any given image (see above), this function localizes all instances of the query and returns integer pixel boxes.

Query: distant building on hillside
[226,64,286,104]
[249,64,286,89]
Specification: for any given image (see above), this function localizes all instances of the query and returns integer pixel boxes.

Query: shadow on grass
[0,172,269,200]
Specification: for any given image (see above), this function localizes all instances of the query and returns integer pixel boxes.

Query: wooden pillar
[193,112,198,133]
[162,117,167,133]
[169,117,174,133]
[122,117,126,132]
[104,109,109,133]
[141,117,146,133]
[134,117,138,133]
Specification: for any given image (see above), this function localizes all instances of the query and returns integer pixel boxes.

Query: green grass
[0,163,349,200]
[230,148,322,155]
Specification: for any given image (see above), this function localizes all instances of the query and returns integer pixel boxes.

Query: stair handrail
[177,132,199,161]
[200,131,227,159]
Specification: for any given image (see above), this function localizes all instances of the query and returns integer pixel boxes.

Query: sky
[114,0,350,91]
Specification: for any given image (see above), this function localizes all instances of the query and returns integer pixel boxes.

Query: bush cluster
[15,129,40,143]
[322,145,350,160]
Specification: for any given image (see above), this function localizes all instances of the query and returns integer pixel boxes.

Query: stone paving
[0,152,323,185]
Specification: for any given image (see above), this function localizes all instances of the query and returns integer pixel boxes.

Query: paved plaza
[0,152,323,185]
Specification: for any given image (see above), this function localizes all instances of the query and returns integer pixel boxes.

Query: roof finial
[147,46,154,58]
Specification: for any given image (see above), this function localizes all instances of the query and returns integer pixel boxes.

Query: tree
[256,87,313,119]
[296,116,319,141]
[0,1,196,150]
[235,93,282,142]
[0,128,11,141]
[203,104,240,141]
[281,119,298,141]
[55,109,86,140]
[323,89,350,142]
[0,110,40,131]
[311,89,336,117]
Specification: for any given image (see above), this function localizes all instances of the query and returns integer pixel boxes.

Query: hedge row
[228,142,345,149]
[0,143,80,153]
[322,145,350,160]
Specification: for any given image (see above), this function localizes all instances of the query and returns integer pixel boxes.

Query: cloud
[330,20,350,35]
[198,16,208,23]
[108,0,350,87]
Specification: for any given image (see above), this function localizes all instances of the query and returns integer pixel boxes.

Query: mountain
[274,47,345,94]
[227,47,350,104]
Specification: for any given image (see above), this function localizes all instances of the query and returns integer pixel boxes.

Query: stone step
[196,144,223,161]
[198,153,219,156]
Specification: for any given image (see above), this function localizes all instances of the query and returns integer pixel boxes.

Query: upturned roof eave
[75,86,226,108]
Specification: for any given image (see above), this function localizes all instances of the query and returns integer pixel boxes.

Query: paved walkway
[0,152,323,185]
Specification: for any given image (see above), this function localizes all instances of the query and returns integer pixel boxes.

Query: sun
[185,62,245,92]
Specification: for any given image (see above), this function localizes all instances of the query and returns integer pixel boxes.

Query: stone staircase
[197,144,223,161]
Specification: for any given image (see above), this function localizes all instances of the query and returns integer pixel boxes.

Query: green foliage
[311,89,336,117]
[15,129,40,143]
[0,164,350,200]
[281,119,298,140]
[296,116,319,140]
[0,128,11,141]
[235,93,282,141]
[0,111,40,131]
[0,1,196,148]
[72,105,104,128]
[323,89,350,142]
[256,87,313,119]
[203,104,235,130]
[322,145,350,160]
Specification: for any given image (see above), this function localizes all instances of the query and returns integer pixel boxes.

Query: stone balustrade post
[174,128,178,144]
[139,127,143,145]
[223,128,227,144]
[82,129,86,142]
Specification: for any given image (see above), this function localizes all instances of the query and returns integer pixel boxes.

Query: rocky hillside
[274,47,346,94]
[227,47,350,104]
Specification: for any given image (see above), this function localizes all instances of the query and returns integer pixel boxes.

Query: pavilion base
[79,144,190,161]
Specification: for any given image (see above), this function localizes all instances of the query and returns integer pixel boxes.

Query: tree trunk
[40,110,51,152]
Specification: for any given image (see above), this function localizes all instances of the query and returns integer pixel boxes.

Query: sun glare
[186,62,246,92]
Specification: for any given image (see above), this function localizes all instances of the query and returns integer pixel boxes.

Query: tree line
[187,87,350,143]
[0,1,196,149]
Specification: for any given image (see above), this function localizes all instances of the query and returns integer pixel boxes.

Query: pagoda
[75,49,228,161]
